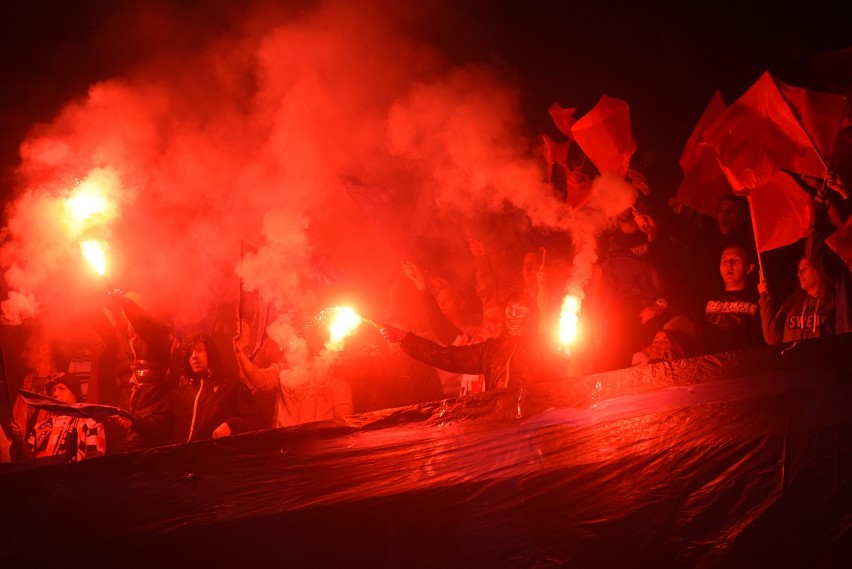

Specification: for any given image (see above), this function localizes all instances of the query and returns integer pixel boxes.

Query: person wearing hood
[170,332,262,444]
[759,256,836,344]
[381,291,562,391]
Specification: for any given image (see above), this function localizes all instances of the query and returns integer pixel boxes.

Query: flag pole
[746,194,766,281]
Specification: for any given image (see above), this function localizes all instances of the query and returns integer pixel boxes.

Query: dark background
[1,0,850,200]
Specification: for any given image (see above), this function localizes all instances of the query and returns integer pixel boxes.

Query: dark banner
[2,335,852,567]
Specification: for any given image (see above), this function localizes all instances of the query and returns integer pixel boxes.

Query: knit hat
[45,372,82,402]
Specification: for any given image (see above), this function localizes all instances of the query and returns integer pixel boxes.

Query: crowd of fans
[1,165,849,467]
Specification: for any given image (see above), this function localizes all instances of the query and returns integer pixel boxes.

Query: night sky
[2,1,848,201]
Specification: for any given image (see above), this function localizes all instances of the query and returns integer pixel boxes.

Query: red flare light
[328,306,362,345]
[558,294,582,346]
[81,240,107,276]
[65,179,116,235]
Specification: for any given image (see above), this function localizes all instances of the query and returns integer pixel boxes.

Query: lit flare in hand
[64,172,118,278]
[558,294,582,347]
[65,179,116,235]
[328,306,362,345]
[80,240,107,276]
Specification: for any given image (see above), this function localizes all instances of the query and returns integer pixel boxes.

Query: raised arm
[382,326,487,375]
[233,332,280,393]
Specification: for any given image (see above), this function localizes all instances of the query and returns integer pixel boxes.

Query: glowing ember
[558,294,582,346]
[328,306,362,344]
[81,240,107,276]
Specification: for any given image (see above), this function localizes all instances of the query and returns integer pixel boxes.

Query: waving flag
[570,95,636,177]
[777,80,847,162]
[675,91,732,217]
[748,171,813,252]
[703,72,829,192]
[538,133,569,169]
[827,221,852,272]
[549,103,578,138]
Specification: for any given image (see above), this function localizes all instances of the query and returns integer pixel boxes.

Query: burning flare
[81,240,107,276]
[62,171,120,280]
[328,306,363,345]
[65,181,115,235]
[558,294,582,346]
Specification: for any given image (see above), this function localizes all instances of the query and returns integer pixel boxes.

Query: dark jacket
[401,333,560,391]
[170,374,262,444]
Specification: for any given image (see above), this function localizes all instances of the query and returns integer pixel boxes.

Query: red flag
[549,103,578,138]
[565,168,594,210]
[703,72,827,192]
[777,79,847,161]
[570,95,636,177]
[675,91,732,217]
[680,91,727,174]
[748,171,813,252]
[826,216,852,273]
[538,134,569,183]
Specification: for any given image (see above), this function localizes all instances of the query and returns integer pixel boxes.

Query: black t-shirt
[704,287,765,355]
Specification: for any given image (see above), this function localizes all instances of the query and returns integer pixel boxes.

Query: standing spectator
[703,245,765,354]
[398,258,502,396]
[586,204,670,371]
[12,374,105,463]
[170,332,262,443]
[759,256,836,344]
[91,290,173,451]
[232,333,353,428]
[381,292,563,391]
[8,331,59,461]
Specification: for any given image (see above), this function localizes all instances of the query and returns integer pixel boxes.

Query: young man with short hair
[703,245,765,355]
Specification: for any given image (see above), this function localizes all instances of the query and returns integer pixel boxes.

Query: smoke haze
[0,0,631,353]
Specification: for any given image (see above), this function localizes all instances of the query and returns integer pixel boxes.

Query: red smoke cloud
[1,0,632,353]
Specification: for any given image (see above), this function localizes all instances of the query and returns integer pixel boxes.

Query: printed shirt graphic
[783,295,835,339]
[704,288,764,354]
[761,291,836,344]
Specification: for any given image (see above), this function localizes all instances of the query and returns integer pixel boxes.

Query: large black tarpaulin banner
[1,335,852,567]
